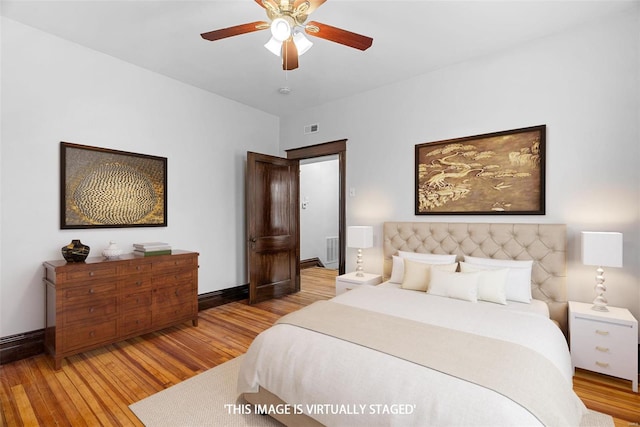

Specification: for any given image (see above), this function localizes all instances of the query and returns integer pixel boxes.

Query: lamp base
[355,248,364,277]
[591,266,608,312]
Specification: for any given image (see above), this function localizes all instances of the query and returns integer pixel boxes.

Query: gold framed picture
[415,125,545,215]
[60,142,167,228]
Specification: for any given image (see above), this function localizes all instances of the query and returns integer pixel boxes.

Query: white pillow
[398,251,457,264]
[428,268,480,302]
[459,262,509,305]
[400,260,458,292]
[390,251,457,283]
[463,256,533,303]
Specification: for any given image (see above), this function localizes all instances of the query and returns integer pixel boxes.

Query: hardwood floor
[1,267,638,426]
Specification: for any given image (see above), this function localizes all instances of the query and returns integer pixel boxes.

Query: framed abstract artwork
[60,142,167,228]
[415,125,546,215]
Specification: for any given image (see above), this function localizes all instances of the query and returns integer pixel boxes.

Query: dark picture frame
[415,125,545,215]
[60,142,167,229]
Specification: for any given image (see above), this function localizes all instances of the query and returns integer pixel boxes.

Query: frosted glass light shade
[293,31,313,56]
[264,37,281,56]
[581,232,623,267]
[347,226,373,249]
[265,31,313,58]
[270,18,291,42]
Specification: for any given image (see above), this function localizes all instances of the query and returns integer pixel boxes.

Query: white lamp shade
[347,226,373,249]
[581,231,623,268]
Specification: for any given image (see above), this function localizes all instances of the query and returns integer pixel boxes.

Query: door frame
[286,139,346,275]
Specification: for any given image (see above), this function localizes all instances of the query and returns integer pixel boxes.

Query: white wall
[280,9,640,332]
[300,157,339,269]
[0,18,280,337]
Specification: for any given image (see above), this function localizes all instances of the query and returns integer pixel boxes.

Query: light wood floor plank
[9,385,38,426]
[0,267,637,426]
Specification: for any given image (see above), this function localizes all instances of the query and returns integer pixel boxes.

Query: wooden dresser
[43,250,199,369]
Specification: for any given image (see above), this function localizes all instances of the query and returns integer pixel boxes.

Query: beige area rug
[130,355,614,427]
[130,355,282,427]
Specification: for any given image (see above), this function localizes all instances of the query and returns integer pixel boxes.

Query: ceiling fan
[200,0,373,71]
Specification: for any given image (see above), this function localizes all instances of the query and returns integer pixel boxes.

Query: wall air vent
[304,123,319,135]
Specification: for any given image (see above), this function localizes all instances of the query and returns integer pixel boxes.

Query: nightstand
[568,301,638,392]
[335,272,382,295]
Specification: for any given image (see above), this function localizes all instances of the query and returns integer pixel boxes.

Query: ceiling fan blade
[295,0,327,14]
[282,38,299,71]
[201,21,269,42]
[305,21,373,51]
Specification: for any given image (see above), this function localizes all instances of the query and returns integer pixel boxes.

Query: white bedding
[377,281,551,317]
[238,285,585,426]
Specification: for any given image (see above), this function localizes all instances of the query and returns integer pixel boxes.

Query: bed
[238,222,592,426]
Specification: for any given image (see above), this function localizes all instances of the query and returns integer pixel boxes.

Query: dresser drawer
[121,309,152,335]
[63,297,118,325]
[153,256,196,271]
[62,320,118,351]
[122,291,152,311]
[153,271,194,287]
[65,265,119,282]
[153,282,195,307]
[119,261,153,275]
[121,275,152,292]
[63,281,117,300]
[152,301,195,327]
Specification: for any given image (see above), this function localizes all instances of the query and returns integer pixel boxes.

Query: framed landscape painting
[415,125,546,215]
[60,142,167,228]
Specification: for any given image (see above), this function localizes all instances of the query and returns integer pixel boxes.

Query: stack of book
[133,242,172,257]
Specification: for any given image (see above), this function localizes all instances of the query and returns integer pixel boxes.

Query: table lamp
[347,226,373,277]
[581,231,623,312]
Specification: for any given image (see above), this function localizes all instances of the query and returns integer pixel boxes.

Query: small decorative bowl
[103,241,123,260]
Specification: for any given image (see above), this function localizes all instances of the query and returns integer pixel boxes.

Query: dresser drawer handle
[89,307,95,313]
[136,281,142,286]
[89,289,95,294]
[595,330,609,336]
[136,266,141,271]
[89,331,95,337]
[175,290,180,296]
[89,272,95,277]
[595,361,609,368]
[595,346,609,353]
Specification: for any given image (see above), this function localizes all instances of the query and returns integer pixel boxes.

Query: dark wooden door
[246,152,300,304]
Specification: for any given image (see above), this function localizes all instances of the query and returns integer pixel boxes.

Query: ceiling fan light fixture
[264,37,282,56]
[270,17,292,42]
[293,30,313,56]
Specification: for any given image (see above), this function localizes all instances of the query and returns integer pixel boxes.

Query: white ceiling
[2,0,636,117]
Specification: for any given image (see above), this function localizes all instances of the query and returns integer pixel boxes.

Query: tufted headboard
[383,222,568,336]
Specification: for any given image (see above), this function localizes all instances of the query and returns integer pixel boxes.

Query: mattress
[238,285,585,426]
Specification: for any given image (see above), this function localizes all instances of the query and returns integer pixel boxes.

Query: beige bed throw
[277,300,586,427]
